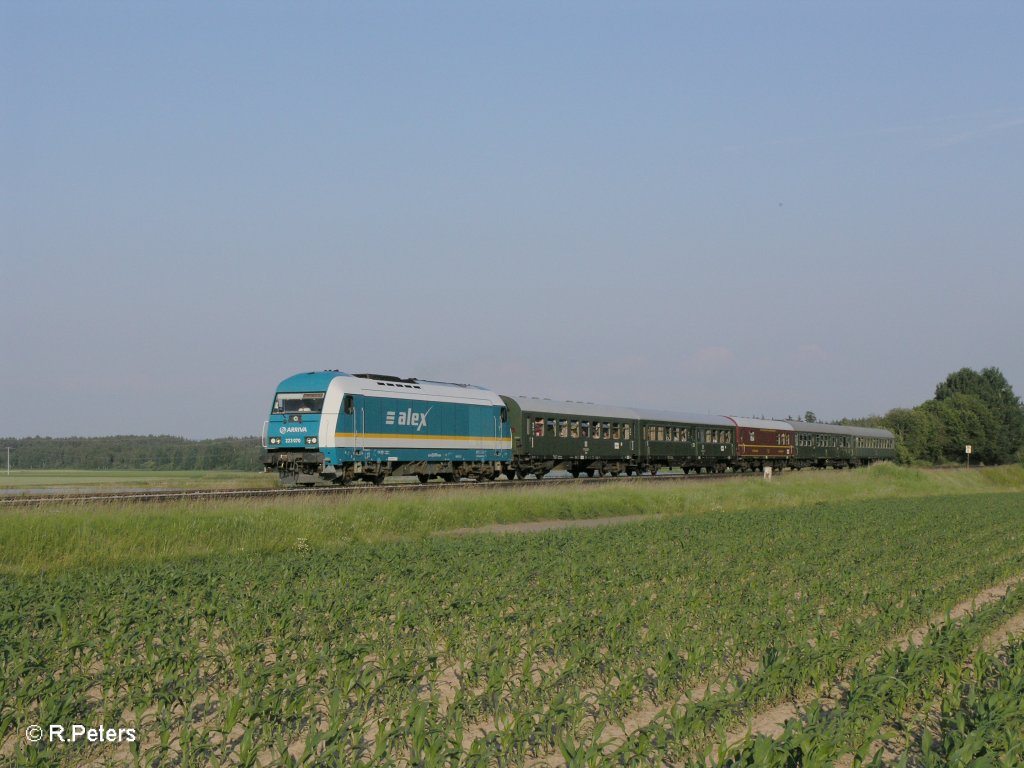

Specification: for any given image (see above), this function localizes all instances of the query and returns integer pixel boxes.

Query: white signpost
[966,444,972,468]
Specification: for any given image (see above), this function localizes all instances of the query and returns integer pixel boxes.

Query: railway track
[0,470,745,507]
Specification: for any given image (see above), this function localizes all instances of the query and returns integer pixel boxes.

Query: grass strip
[2,465,1023,575]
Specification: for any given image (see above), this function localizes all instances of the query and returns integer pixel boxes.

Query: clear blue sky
[3,2,1022,438]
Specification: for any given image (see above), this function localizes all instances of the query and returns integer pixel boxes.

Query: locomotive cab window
[343,395,354,415]
[273,392,326,414]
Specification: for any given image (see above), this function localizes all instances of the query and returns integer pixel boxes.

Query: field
[3,466,1024,766]
[0,469,277,493]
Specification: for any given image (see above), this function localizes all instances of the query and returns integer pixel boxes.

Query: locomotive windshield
[272,392,325,414]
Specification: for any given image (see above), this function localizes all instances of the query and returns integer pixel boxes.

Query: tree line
[0,435,264,471]
[841,367,1024,466]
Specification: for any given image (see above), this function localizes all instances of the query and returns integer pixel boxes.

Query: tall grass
[0,468,277,491]
[1,465,1022,576]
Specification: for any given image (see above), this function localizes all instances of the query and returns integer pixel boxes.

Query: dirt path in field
[981,602,1024,651]
[443,512,664,536]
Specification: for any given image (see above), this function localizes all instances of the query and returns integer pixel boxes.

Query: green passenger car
[500,396,736,477]
[635,410,736,474]
[500,396,639,478]
[785,421,894,468]
[848,426,897,465]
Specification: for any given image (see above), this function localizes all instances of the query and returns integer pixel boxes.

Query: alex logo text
[386,407,431,432]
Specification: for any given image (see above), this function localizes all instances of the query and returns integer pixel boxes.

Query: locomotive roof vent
[354,373,419,384]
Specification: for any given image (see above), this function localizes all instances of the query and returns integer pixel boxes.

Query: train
[261,370,896,485]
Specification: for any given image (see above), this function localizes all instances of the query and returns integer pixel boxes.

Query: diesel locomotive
[262,370,895,485]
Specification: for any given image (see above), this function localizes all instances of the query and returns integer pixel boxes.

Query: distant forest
[1,436,263,471]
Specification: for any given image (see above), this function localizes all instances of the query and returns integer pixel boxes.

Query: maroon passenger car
[725,417,794,469]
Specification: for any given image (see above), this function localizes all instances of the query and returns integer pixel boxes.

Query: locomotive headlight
[305,436,318,445]
[269,437,282,445]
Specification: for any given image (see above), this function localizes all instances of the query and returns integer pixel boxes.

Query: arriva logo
[280,426,308,434]
[386,407,431,432]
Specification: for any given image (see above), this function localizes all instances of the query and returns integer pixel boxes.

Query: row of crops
[3,492,1024,766]
[723,584,1024,766]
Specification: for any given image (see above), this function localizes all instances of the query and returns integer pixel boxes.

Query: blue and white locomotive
[262,371,512,485]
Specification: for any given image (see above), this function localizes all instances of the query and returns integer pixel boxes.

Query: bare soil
[443,513,663,536]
